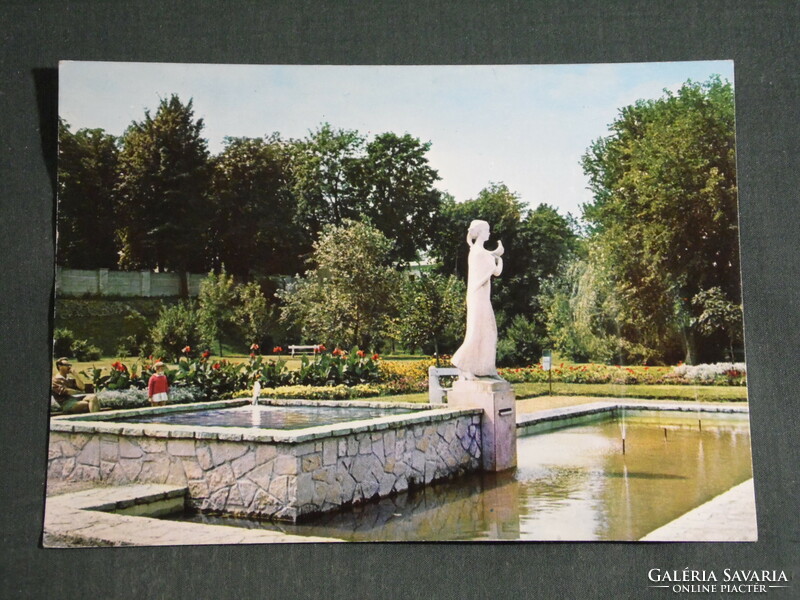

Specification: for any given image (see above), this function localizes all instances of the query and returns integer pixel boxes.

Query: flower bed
[499,362,746,386]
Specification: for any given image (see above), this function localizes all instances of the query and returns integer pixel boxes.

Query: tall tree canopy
[580,76,739,363]
[115,95,211,276]
[209,136,303,277]
[57,119,119,268]
[290,124,443,264]
[431,184,576,325]
[289,124,364,238]
[353,132,444,263]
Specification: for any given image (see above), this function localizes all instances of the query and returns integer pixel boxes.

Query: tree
[57,119,119,268]
[197,270,237,355]
[150,302,205,361]
[353,132,444,263]
[430,184,577,331]
[209,136,304,277]
[115,95,211,283]
[691,286,743,361]
[397,272,465,358]
[278,220,401,348]
[233,281,271,348]
[289,123,364,239]
[581,77,739,363]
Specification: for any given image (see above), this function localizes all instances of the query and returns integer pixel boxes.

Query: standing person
[451,220,504,379]
[51,357,100,413]
[148,361,170,406]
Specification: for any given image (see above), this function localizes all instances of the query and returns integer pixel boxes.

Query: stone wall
[55,267,205,297]
[47,409,482,522]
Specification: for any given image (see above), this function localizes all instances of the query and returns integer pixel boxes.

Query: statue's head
[467,220,490,244]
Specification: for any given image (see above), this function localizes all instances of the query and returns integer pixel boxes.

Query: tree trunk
[682,326,697,365]
[179,270,189,298]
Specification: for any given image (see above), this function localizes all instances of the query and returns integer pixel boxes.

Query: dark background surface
[1,2,798,598]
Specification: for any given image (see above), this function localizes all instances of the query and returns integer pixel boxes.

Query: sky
[59,60,734,219]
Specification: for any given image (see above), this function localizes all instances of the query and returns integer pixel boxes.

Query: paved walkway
[640,479,757,542]
[44,484,340,547]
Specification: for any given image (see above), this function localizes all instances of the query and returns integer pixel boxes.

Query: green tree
[581,77,739,363]
[233,281,271,348]
[289,123,364,239]
[150,302,205,361]
[691,286,743,361]
[197,270,236,355]
[209,136,304,277]
[353,132,444,263]
[430,184,576,330]
[57,119,119,268]
[115,95,211,285]
[397,272,465,358]
[278,220,401,348]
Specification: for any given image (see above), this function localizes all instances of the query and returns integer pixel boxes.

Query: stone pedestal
[448,378,517,472]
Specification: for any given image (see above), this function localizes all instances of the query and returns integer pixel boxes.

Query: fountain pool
[169,408,753,541]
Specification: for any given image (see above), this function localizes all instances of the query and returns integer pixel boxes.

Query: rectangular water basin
[48,398,485,521]
[165,407,753,541]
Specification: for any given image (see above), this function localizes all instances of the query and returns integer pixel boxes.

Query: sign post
[542,350,552,396]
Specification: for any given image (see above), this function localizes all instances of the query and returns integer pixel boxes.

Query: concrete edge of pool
[516,400,749,434]
[44,484,341,546]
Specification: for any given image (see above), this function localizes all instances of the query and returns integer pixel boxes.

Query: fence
[55,267,206,297]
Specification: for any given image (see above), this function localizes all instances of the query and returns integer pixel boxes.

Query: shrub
[377,358,435,394]
[292,348,382,386]
[150,302,206,361]
[53,328,76,357]
[70,338,102,361]
[97,385,203,410]
[497,315,543,368]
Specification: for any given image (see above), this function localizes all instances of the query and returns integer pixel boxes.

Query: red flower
[273,346,283,353]
[371,353,380,360]
[249,352,255,358]
[356,350,366,358]
[332,348,344,356]
[250,343,259,351]
[182,346,191,354]
[201,350,210,359]
[212,363,221,370]
[315,344,327,353]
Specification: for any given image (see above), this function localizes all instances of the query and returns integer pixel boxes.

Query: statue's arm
[493,256,503,276]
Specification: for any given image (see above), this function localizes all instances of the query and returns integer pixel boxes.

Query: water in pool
[117,404,416,430]
[171,410,753,541]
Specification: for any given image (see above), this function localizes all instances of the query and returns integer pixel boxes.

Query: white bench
[428,366,460,404]
[288,345,318,356]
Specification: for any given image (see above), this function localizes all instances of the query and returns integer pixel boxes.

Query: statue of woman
[452,220,504,379]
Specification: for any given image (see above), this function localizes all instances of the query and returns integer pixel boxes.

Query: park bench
[288,344,319,356]
[428,366,460,404]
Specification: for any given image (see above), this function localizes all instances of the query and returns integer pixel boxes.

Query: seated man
[51,357,100,413]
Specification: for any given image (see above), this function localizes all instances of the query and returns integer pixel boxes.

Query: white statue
[451,220,504,380]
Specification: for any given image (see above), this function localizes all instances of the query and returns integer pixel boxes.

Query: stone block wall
[47,411,482,522]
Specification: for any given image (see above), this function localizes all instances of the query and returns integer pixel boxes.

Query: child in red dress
[148,361,169,406]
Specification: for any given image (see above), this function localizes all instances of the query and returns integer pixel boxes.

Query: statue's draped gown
[452,244,498,377]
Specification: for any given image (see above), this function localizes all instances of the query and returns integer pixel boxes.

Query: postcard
[45,60,754,545]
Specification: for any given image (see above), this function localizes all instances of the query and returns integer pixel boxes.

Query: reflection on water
[115,405,415,430]
[173,411,753,541]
